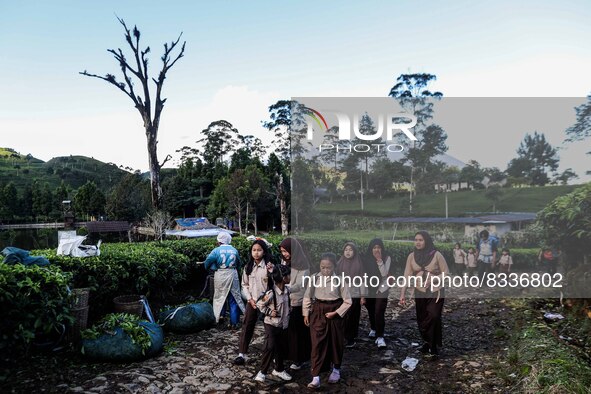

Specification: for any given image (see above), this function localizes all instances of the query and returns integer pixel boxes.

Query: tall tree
[506,132,559,186]
[106,173,151,222]
[80,17,185,209]
[388,73,446,212]
[74,181,106,219]
[263,100,309,161]
[565,93,591,174]
[197,120,240,165]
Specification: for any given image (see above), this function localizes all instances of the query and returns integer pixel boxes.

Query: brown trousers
[344,297,361,341]
[239,303,260,353]
[260,323,288,374]
[309,299,344,376]
[415,292,444,350]
[288,305,311,363]
[499,264,510,274]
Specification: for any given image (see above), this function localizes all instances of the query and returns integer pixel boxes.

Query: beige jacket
[403,251,450,293]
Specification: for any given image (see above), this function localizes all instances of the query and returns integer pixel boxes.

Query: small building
[382,212,536,238]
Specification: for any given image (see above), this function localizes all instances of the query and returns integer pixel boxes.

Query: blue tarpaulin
[1,247,50,266]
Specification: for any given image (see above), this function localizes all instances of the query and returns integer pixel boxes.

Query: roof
[382,213,536,225]
[175,217,219,230]
[85,221,130,233]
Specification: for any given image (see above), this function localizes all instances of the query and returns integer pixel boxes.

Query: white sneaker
[376,337,387,349]
[254,371,265,382]
[368,329,376,338]
[290,362,302,370]
[272,369,292,381]
[328,369,340,383]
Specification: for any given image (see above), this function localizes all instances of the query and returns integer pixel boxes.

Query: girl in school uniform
[452,242,467,275]
[498,248,513,274]
[279,237,311,370]
[303,252,352,388]
[254,264,293,383]
[234,239,275,365]
[465,247,478,276]
[399,231,449,357]
[364,238,396,349]
[336,242,366,348]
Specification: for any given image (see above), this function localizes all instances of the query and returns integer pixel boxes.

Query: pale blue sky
[1,0,591,179]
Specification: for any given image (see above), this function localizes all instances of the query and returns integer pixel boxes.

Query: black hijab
[279,237,310,270]
[413,231,437,267]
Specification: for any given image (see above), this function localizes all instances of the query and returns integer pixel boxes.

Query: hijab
[279,237,310,270]
[413,230,437,267]
[337,242,364,278]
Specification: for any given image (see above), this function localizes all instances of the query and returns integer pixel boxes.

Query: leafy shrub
[33,243,190,318]
[0,263,73,352]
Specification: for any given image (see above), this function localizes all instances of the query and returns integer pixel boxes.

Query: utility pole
[360,167,364,211]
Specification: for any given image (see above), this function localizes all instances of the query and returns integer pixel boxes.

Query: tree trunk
[147,128,162,209]
[278,175,288,236]
[254,209,258,235]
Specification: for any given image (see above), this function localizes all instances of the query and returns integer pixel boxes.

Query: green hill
[316,184,582,217]
[0,148,128,191]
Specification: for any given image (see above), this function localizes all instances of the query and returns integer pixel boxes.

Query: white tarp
[57,231,101,257]
[165,228,235,238]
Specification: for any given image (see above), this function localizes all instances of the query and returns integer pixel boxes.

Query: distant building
[382,212,536,238]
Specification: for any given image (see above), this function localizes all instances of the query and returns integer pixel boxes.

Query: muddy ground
[1,286,527,394]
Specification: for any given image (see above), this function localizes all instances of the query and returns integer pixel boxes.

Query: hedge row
[33,243,191,319]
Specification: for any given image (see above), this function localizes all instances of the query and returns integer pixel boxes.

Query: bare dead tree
[80,17,185,209]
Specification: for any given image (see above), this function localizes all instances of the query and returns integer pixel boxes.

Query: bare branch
[159,154,172,169]
[79,71,136,103]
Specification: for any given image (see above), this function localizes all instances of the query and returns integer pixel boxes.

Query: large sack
[158,303,216,334]
[81,322,163,361]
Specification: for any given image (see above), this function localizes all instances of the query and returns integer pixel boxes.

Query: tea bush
[0,264,73,352]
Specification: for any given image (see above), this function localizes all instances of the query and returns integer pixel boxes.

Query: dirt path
[2,291,518,394]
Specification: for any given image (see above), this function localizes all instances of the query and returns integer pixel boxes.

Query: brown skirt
[309,299,344,376]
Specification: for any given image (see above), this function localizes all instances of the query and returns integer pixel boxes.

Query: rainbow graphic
[303,106,329,132]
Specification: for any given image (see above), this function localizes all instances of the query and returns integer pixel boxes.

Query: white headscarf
[217,232,232,245]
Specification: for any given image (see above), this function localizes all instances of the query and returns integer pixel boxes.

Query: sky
[1,0,591,181]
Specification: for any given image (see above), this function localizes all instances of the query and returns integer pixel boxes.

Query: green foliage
[0,264,73,351]
[74,181,106,218]
[105,173,151,221]
[507,132,559,186]
[537,182,591,261]
[33,243,190,317]
[82,313,152,352]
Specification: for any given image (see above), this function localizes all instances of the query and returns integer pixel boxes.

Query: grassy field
[316,184,581,217]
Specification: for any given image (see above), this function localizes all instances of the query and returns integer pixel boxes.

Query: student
[399,231,449,357]
[465,247,478,277]
[204,232,245,328]
[498,248,513,274]
[279,237,311,370]
[336,242,366,348]
[476,230,499,277]
[254,264,293,383]
[303,252,352,389]
[234,239,275,365]
[364,238,395,349]
[452,242,467,275]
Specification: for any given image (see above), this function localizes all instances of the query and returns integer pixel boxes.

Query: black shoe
[345,340,356,348]
[419,344,430,354]
[233,355,246,365]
